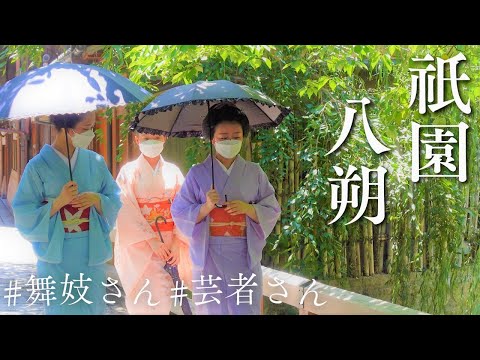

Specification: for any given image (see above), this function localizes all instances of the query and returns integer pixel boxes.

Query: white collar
[52,146,79,169]
[215,156,237,176]
[140,154,164,174]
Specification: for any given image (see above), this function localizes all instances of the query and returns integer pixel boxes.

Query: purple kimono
[171,155,280,315]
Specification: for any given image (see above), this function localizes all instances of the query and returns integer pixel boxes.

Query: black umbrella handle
[154,216,167,243]
[154,215,193,315]
[208,100,215,191]
[207,101,223,209]
[64,122,73,181]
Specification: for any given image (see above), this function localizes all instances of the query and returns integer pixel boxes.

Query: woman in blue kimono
[11,112,122,315]
[170,103,281,315]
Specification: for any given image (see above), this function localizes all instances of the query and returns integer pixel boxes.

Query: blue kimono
[171,155,281,315]
[11,144,122,315]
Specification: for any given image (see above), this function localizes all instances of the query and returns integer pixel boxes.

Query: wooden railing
[261,266,426,315]
[166,266,427,315]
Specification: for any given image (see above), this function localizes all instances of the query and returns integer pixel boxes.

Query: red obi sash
[137,199,174,232]
[42,200,90,233]
[60,204,90,233]
[209,207,247,237]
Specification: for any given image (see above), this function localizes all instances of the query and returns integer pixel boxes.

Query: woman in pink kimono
[114,131,192,315]
[171,103,281,315]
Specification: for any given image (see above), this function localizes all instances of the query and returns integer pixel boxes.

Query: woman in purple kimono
[170,103,281,315]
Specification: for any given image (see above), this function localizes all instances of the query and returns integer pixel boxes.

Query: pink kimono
[114,154,192,315]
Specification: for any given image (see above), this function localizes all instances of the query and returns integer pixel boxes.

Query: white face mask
[214,139,242,159]
[71,129,95,149]
[139,139,165,158]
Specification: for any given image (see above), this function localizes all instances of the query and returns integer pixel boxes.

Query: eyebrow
[218,131,242,135]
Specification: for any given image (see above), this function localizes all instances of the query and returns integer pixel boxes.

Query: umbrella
[129,79,290,197]
[0,62,152,180]
[155,215,192,315]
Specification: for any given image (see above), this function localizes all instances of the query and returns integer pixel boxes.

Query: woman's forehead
[215,122,243,132]
[138,133,165,139]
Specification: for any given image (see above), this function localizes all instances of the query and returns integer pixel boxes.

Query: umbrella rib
[251,101,279,127]
[168,104,186,135]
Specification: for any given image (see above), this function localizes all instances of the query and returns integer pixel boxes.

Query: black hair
[202,103,250,140]
[50,113,84,131]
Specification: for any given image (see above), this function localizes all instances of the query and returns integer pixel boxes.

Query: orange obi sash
[209,207,247,237]
[60,204,90,233]
[137,198,174,232]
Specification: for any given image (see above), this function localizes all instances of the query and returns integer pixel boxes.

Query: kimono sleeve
[170,168,204,239]
[94,154,122,234]
[172,166,189,244]
[114,165,158,248]
[11,160,67,264]
[11,161,64,244]
[246,164,281,267]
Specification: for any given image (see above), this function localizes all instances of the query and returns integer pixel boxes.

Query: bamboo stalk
[356,236,362,277]
[372,221,378,273]
[347,236,356,277]
[323,249,328,278]
[368,219,374,275]
[326,227,334,277]
[335,244,342,278]
[275,161,284,238]
[378,222,385,273]
[403,218,409,269]
[410,181,418,272]
[424,187,432,269]
[294,148,300,192]
[362,223,370,276]
[386,222,393,274]
[283,160,289,209]
[245,136,252,161]
[289,158,295,214]
[419,217,424,270]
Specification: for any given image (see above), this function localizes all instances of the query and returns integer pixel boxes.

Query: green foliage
[6,44,480,314]
[1,45,45,74]
[93,45,480,313]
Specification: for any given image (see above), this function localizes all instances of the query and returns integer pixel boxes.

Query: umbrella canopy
[130,80,290,137]
[0,62,152,120]
[130,79,290,204]
[0,62,152,181]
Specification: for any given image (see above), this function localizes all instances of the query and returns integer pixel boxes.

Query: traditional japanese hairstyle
[50,113,85,131]
[202,102,250,140]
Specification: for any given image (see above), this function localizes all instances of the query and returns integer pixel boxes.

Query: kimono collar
[215,156,238,175]
[139,153,164,173]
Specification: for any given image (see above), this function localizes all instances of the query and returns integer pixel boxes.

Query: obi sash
[209,207,247,237]
[42,200,90,233]
[60,204,90,233]
[137,198,174,232]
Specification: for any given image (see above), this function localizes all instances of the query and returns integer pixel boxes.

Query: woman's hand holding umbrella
[166,239,180,266]
[195,187,220,223]
[148,239,171,261]
[50,181,78,216]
